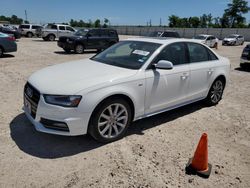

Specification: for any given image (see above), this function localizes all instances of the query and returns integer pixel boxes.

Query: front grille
[24,82,40,118]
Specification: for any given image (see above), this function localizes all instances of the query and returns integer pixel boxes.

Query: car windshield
[194,35,207,40]
[91,41,161,70]
[148,31,163,37]
[228,35,237,39]
[74,29,89,36]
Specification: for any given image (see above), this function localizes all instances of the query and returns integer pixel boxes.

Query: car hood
[28,59,137,95]
[223,38,236,41]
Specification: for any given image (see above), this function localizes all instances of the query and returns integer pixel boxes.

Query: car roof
[124,37,205,45]
[197,34,213,37]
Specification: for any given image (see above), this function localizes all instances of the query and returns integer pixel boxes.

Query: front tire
[74,44,84,54]
[88,98,132,143]
[205,79,225,106]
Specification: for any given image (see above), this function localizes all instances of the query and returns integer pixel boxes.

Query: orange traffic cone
[185,133,212,178]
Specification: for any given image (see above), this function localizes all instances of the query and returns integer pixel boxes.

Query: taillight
[7,36,15,41]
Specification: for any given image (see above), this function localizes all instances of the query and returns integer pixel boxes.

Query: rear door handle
[181,72,189,80]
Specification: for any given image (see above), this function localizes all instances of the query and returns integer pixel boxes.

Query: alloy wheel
[98,103,128,138]
[210,80,223,103]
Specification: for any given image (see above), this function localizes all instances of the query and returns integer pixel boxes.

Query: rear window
[161,32,180,38]
[19,25,30,29]
[59,26,65,30]
[31,25,41,29]
[109,30,117,37]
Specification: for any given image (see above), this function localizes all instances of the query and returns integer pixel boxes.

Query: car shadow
[1,54,15,58]
[54,50,97,55]
[235,67,250,72]
[10,101,205,159]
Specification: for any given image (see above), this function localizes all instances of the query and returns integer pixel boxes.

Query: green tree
[224,0,249,27]
[168,15,180,27]
[94,19,101,28]
[189,17,200,28]
[103,18,109,28]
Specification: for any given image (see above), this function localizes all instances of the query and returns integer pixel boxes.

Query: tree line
[69,18,110,28]
[168,0,250,28]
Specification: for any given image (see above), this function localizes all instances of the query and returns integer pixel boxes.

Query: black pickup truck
[57,28,119,54]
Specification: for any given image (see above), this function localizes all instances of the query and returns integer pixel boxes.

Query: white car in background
[23,38,230,142]
[222,34,244,46]
[194,34,218,48]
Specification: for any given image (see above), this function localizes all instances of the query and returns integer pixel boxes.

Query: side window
[100,30,109,37]
[210,36,215,40]
[207,49,218,61]
[32,25,39,29]
[187,43,209,63]
[59,26,65,30]
[154,42,187,65]
[206,36,211,40]
[51,25,57,30]
[66,26,75,32]
[109,30,117,37]
[88,30,100,37]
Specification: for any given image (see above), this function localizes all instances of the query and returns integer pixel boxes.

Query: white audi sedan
[23,38,230,142]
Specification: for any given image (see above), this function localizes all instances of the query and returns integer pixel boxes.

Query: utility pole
[160,18,162,26]
[149,19,152,27]
[25,10,28,23]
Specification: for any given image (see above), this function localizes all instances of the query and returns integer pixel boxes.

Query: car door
[86,29,100,49]
[186,42,219,101]
[58,26,67,37]
[205,36,212,47]
[145,42,190,114]
[210,36,216,47]
[66,26,75,36]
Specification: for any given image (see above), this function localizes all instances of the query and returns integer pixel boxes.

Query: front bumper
[222,40,235,45]
[57,41,75,50]
[23,94,91,136]
[240,58,250,64]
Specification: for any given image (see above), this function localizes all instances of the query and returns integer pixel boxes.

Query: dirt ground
[0,36,250,188]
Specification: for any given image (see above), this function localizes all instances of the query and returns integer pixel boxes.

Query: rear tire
[205,79,225,106]
[88,98,132,143]
[27,32,33,38]
[74,44,84,54]
[48,34,55,41]
[0,47,3,57]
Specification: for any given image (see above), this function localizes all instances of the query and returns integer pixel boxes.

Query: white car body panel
[24,38,230,136]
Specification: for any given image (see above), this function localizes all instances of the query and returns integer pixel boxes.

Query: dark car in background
[148,31,180,38]
[240,44,250,68]
[57,28,119,53]
[0,32,17,57]
[0,26,21,39]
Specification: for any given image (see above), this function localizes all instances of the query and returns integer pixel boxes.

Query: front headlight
[43,95,82,107]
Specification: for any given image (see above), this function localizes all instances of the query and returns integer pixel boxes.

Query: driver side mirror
[154,60,173,70]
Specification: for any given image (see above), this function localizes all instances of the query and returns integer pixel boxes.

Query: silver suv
[41,24,76,41]
[19,24,43,38]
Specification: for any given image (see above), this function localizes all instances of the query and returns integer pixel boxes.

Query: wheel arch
[87,93,135,131]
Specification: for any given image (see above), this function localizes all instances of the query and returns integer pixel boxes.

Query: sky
[0,0,250,25]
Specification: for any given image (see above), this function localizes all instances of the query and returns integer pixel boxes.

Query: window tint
[210,36,215,40]
[88,29,99,37]
[19,25,30,29]
[66,26,75,32]
[154,42,187,66]
[109,30,117,37]
[161,32,180,38]
[32,25,40,29]
[59,26,65,30]
[100,30,109,36]
[207,49,218,61]
[187,43,209,63]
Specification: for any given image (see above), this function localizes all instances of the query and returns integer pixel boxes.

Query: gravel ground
[0,36,250,188]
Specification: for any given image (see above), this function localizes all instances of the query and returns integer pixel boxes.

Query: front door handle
[208,69,214,75]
